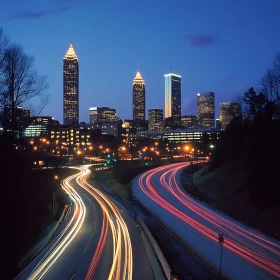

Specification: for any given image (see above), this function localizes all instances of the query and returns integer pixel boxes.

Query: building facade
[215,119,222,131]
[197,92,215,128]
[63,44,79,125]
[2,105,30,139]
[132,71,145,122]
[220,102,241,130]
[181,115,198,129]
[146,128,220,145]
[23,116,59,138]
[148,109,163,132]
[164,73,181,129]
[89,107,117,124]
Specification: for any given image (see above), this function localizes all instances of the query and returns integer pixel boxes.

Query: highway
[16,165,154,280]
[132,162,280,280]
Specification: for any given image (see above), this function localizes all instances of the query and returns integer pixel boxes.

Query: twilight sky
[1,0,280,123]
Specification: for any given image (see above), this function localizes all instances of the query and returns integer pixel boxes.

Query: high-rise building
[132,71,145,121]
[89,107,117,124]
[181,115,198,129]
[197,92,215,128]
[63,43,79,125]
[148,109,163,132]
[215,119,222,131]
[2,105,30,139]
[220,102,241,130]
[164,73,181,129]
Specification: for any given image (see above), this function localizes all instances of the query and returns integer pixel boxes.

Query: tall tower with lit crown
[63,43,79,125]
[132,71,145,121]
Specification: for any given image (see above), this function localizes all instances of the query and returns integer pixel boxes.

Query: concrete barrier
[18,205,67,270]
[136,216,174,280]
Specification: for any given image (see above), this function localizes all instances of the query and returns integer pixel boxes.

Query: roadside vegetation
[1,146,78,278]
[182,52,280,238]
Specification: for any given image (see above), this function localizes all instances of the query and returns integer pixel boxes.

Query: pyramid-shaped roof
[64,43,78,60]
[133,70,144,85]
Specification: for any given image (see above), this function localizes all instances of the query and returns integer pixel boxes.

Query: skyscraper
[63,44,79,125]
[181,115,198,129]
[148,109,163,132]
[220,102,241,130]
[132,71,145,122]
[89,107,117,124]
[197,92,215,128]
[164,73,181,129]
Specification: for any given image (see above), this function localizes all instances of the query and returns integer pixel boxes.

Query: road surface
[16,165,154,280]
[132,162,280,280]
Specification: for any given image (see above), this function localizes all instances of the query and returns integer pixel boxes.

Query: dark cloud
[8,6,68,20]
[185,35,217,47]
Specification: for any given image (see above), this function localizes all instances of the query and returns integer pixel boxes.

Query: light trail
[78,165,133,280]
[137,162,280,278]
[16,166,87,280]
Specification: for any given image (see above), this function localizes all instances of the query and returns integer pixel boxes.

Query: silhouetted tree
[242,87,268,120]
[0,43,49,142]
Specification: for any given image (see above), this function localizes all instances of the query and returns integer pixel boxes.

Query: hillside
[181,159,280,239]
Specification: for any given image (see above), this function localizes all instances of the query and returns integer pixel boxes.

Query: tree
[261,52,280,117]
[0,43,49,141]
[242,87,267,120]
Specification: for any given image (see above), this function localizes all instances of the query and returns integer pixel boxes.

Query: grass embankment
[2,150,79,279]
[181,160,280,239]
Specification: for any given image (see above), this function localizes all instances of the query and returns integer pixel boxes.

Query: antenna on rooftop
[170,61,172,73]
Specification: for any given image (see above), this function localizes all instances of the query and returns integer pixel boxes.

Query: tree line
[0,27,49,144]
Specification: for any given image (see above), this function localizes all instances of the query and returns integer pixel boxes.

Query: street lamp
[53,175,59,221]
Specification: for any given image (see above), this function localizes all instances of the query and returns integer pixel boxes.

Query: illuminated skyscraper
[89,107,117,124]
[132,71,145,122]
[63,44,79,125]
[197,92,215,128]
[164,73,181,129]
[148,109,163,132]
[220,102,241,130]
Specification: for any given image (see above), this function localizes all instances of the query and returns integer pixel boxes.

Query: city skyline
[1,0,280,123]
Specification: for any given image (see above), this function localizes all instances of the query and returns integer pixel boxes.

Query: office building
[220,102,241,130]
[91,120,121,137]
[23,116,59,138]
[148,109,163,132]
[164,73,181,129]
[132,71,145,121]
[181,115,198,129]
[63,43,79,125]
[2,105,30,139]
[147,128,220,145]
[197,92,215,128]
[216,119,222,131]
[89,107,117,124]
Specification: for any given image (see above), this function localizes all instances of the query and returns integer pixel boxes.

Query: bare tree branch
[0,43,49,138]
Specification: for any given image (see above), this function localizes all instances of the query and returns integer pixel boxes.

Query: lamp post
[218,233,224,279]
[53,175,59,221]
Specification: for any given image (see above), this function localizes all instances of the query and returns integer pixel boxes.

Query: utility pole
[53,175,59,221]
[218,233,224,279]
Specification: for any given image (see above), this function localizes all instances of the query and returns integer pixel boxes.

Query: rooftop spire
[133,70,144,85]
[64,43,78,60]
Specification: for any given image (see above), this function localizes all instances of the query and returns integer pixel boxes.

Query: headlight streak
[137,162,280,278]
[22,167,87,280]
[79,166,133,280]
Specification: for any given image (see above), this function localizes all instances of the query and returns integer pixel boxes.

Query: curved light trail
[17,164,134,280]
[136,162,280,279]
[77,165,133,280]
[18,166,87,280]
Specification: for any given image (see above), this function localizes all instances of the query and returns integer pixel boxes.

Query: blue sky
[1,0,280,123]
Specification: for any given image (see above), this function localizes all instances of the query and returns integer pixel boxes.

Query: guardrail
[18,205,68,270]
